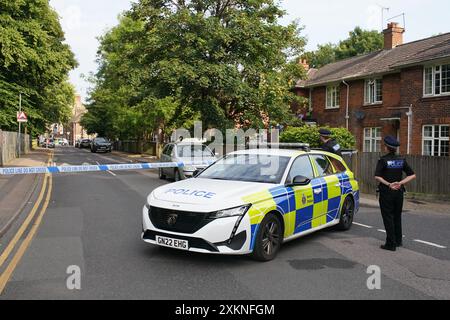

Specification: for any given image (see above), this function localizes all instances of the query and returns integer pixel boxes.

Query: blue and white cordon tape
[0,161,214,176]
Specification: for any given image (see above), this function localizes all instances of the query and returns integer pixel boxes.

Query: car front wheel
[336,196,355,231]
[159,168,166,180]
[174,169,182,182]
[251,213,283,262]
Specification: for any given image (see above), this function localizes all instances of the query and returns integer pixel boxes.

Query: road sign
[17,111,28,123]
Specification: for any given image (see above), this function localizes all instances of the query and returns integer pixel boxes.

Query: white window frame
[364,78,383,105]
[423,64,450,97]
[363,127,382,152]
[422,125,450,157]
[326,85,340,109]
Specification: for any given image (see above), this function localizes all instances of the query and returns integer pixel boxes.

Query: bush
[280,126,355,150]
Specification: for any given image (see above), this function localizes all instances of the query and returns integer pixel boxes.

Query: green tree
[85,0,307,140]
[303,27,383,68]
[0,0,77,134]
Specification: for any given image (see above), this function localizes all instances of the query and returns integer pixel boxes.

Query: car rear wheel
[91,148,96,153]
[251,213,283,262]
[336,196,354,231]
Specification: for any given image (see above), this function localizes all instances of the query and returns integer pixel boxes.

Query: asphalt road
[0,147,449,300]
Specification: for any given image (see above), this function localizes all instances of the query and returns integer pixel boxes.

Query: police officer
[374,136,416,251]
[318,128,342,156]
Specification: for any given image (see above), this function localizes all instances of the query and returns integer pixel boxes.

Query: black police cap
[319,128,332,137]
[384,136,400,148]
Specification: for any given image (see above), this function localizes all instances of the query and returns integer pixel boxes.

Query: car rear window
[310,154,334,177]
[328,157,347,173]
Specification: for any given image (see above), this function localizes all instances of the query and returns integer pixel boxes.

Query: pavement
[0,149,50,237]
[0,147,449,300]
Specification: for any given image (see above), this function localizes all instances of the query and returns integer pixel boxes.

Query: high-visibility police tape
[0,162,213,176]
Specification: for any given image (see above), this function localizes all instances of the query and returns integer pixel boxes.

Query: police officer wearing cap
[319,128,342,156]
[375,136,416,251]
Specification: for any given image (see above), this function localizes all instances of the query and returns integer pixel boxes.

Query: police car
[142,148,359,261]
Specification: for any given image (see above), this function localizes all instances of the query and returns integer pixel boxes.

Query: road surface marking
[0,156,53,294]
[353,222,373,229]
[377,229,386,233]
[413,240,447,249]
[0,155,50,268]
[95,161,116,177]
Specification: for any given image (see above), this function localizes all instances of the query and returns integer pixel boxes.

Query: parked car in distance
[54,138,69,146]
[42,139,55,148]
[78,139,91,148]
[75,139,81,148]
[90,137,112,153]
[159,140,217,181]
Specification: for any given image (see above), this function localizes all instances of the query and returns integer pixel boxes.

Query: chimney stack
[383,22,405,50]
[299,58,309,71]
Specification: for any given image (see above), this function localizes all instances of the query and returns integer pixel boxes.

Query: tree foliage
[303,27,383,69]
[280,126,355,149]
[0,0,77,134]
[84,0,307,140]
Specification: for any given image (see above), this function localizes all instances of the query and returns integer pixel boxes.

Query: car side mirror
[287,175,311,187]
[193,169,204,177]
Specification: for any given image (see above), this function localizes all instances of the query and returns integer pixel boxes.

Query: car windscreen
[95,138,108,143]
[177,144,213,158]
[198,154,290,184]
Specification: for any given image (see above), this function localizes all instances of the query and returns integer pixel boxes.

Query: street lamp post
[18,93,22,158]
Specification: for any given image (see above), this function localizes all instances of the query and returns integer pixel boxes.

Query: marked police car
[142,148,359,261]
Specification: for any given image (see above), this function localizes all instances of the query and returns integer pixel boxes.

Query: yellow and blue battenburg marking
[243,172,359,251]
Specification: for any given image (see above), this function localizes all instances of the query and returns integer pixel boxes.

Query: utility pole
[18,92,22,158]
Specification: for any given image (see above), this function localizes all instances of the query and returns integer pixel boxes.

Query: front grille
[149,206,212,234]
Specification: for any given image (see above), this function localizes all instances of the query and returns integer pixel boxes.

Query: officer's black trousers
[379,190,404,247]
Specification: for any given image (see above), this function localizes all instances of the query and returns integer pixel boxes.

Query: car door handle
[314,188,322,194]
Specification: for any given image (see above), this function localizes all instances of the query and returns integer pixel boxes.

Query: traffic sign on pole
[17,111,28,123]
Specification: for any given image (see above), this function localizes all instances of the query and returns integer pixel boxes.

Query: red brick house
[295,23,450,157]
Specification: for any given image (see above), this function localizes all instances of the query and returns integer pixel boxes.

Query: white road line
[353,222,373,229]
[95,161,117,177]
[413,240,447,249]
[377,229,386,233]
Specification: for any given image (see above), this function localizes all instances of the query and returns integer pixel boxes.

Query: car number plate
[155,236,189,250]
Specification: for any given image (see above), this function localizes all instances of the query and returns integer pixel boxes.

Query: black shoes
[380,244,397,251]
[396,242,403,247]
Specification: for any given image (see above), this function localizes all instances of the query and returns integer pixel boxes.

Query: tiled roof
[297,32,450,88]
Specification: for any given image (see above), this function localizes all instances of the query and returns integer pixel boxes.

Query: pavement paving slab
[0,149,50,237]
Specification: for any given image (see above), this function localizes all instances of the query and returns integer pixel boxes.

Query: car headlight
[183,165,196,171]
[209,204,251,219]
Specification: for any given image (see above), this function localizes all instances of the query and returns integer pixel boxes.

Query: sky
[49,0,450,101]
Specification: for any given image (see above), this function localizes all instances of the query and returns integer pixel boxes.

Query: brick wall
[400,66,450,155]
[299,67,450,155]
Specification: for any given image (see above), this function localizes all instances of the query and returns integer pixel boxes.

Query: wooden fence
[0,130,30,166]
[343,152,450,199]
